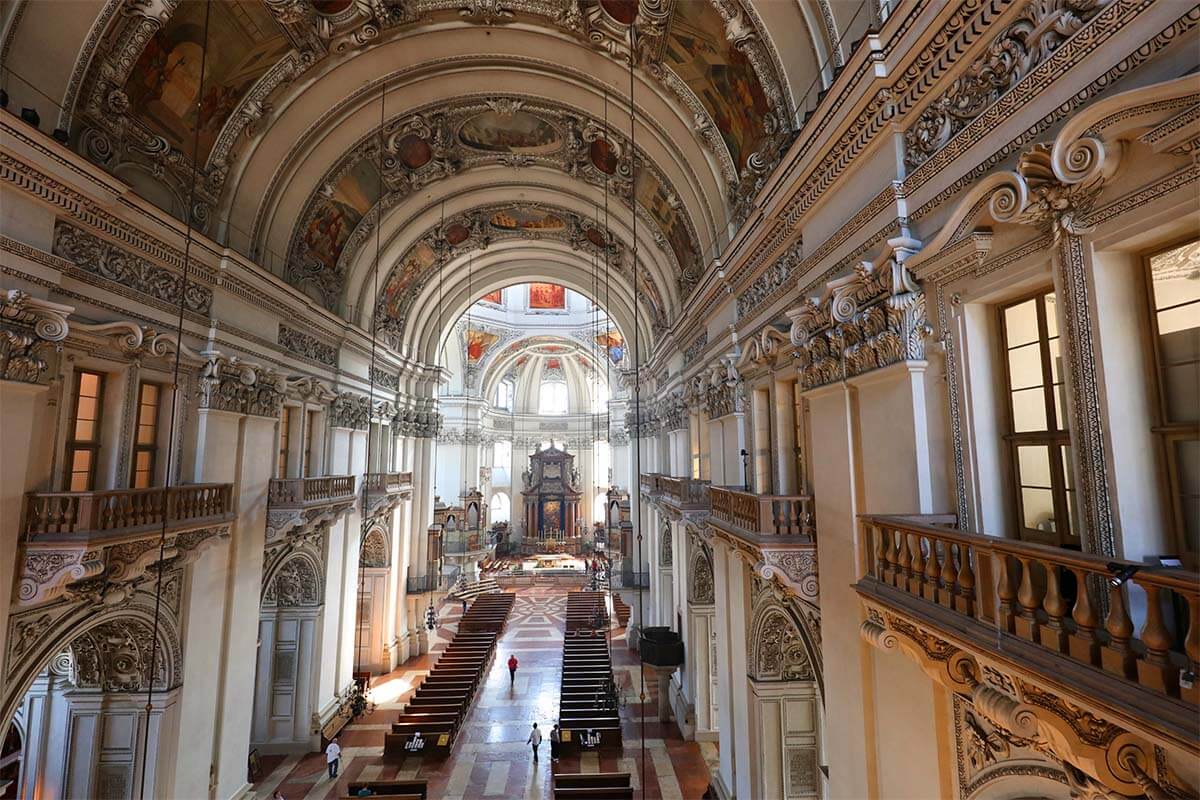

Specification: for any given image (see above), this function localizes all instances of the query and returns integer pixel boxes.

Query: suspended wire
[354,67,387,681]
[625,23,648,797]
[138,2,211,797]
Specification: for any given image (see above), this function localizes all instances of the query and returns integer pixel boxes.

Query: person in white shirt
[325,738,342,779]
[526,722,542,763]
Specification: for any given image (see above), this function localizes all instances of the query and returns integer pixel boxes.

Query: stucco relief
[689,544,715,605]
[361,528,389,568]
[264,554,323,607]
[751,608,813,682]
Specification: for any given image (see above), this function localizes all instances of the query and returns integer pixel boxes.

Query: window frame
[65,369,106,492]
[277,406,294,479]
[1141,237,1200,561]
[130,380,162,489]
[997,288,1078,548]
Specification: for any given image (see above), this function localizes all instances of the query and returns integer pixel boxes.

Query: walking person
[550,723,561,763]
[461,597,468,615]
[325,737,341,779]
[508,653,519,687]
[527,722,543,763]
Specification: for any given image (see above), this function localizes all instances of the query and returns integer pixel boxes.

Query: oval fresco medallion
[589,138,618,175]
[443,222,470,245]
[586,227,608,248]
[490,208,565,231]
[459,110,562,154]
[600,0,639,25]
[394,133,432,169]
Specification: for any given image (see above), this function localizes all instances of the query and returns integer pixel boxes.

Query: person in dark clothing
[549,724,561,763]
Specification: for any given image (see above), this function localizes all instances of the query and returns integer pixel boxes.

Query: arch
[689,543,715,605]
[489,491,511,524]
[748,586,823,697]
[1,582,185,731]
[262,551,324,608]
[659,518,673,567]
[360,526,390,568]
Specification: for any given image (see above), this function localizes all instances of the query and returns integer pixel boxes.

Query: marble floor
[252,587,713,799]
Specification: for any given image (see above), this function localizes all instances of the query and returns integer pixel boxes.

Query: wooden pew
[346,778,428,795]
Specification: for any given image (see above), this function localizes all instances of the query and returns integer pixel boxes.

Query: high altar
[520,443,583,539]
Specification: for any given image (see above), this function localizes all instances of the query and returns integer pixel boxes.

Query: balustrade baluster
[1014,556,1044,642]
[952,543,975,616]
[922,537,941,603]
[941,542,959,609]
[908,532,926,595]
[1184,595,1199,704]
[1039,565,1069,653]
[881,526,897,584]
[1101,580,1136,679]
[895,529,912,591]
[1067,567,1102,666]
[994,554,1016,630]
[1135,583,1177,695]
[872,523,887,580]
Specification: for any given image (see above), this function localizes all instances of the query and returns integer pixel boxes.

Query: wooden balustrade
[24,484,234,538]
[364,471,412,493]
[267,475,356,506]
[709,486,814,537]
[860,514,1200,704]
[657,476,710,508]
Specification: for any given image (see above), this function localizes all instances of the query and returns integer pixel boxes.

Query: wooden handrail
[710,486,814,537]
[859,513,1200,704]
[24,483,234,537]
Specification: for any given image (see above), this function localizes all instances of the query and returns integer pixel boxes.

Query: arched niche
[361,526,390,569]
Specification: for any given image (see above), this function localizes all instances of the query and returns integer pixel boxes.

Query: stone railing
[363,471,412,494]
[267,475,357,506]
[858,514,1200,706]
[709,487,814,537]
[659,476,710,510]
[24,484,234,539]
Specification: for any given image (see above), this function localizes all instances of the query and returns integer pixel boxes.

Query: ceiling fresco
[68,0,788,225]
[371,200,645,347]
[122,0,292,163]
[290,97,700,310]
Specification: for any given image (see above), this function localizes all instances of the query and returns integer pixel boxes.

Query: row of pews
[558,591,621,754]
[382,592,516,760]
[552,772,634,799]
[344,778,427,799]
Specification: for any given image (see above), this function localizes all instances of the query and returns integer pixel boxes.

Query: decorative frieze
[279,323,338,367]
[370,364,400,391]
[735,239,802,320]
[905,0,1113,172]
[682,331,708,366]
[51,220,213,315]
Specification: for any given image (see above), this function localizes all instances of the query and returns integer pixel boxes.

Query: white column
[711,537,737,797]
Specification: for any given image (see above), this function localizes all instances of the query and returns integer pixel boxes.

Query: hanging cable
[138,3,211,797]
[353,65,387,685]
[626,24,649,797]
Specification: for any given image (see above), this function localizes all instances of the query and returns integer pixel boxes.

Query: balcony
[266,475,356,539]
[709,486,814,539]
[24,483,234,542]
[442,530,487,556]
[19,484,236,608]
[363,471,412,518]
[658,476,710,512]
[363,471,413,495]
[267,475,356,507]
[856,513,1198,782]
[639,472,662,494]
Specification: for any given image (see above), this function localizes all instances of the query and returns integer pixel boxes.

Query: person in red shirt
[508,654,519,687]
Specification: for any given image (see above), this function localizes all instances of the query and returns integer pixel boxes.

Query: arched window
[494,379,514,410]
[492,440,511,485]
[489,492,511,523]
[594,491,608,523]
[539,380,568,415]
